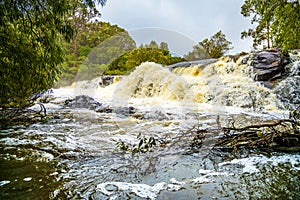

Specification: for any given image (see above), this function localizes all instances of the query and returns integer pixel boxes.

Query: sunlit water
[1,58,299,199]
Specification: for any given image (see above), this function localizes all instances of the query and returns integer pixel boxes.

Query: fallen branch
[222,119,299,133]
[217,110,300,153]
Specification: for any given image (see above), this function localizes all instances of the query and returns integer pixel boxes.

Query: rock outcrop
[250,49,290,83]
[64,95,135,116]
[65,95,103,110]
[168,59,217,70]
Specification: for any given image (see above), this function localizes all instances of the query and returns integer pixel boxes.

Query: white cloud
[100,0,253,54]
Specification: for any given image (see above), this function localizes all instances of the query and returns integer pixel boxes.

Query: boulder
[114,106,136,117]
[64,95,136,115]
[65,95,103,110]
[99,76,115,87]
[251,49,290,82]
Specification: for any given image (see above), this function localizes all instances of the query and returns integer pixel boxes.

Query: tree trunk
[267,23,270,49]
[72,33,78,58]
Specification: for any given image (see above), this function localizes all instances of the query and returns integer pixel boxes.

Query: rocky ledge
[64,95,135,116]
[250,49,290,83]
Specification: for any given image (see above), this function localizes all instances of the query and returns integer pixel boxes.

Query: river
[1,57,299,199]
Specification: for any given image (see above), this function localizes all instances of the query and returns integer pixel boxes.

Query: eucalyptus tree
[0,0,73,109]
[69,0,107,58]
[241,0,300,51]
[0,0,106,110]
[185,31,233,60]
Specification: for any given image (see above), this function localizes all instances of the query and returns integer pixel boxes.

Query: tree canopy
[241,0,300,51]
[184,45,210,61]
[0,0,107,109]
[105,46,184,75]
[185,31,233,60]
[76,29,136,80]
[58,21,136,85]
[0,0,73,108]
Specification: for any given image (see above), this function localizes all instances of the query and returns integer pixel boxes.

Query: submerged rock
[114,106,136,116]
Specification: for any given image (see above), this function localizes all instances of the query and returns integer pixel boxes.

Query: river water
[1,57,300,199]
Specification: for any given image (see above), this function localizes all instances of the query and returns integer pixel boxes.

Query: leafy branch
[116,133,157,154]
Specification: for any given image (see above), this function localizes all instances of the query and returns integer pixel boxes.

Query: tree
[200,31,233,58]
[184,45,210,61]
[159,42,169,51]
[58,21,136,85]
[69,0,107,58]
[0,0,106,118]
[76,31,136,80]
[145,40,159,49]
[105,47,184,75]
[185,31,233,59]
[0,0,73,109]
[241,0,300,51]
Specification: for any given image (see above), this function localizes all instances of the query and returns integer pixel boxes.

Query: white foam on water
[0,180,10,186]
[23,177,32,182]
[191,176,213,184]
[95,177,187,199]
[96,181,167,200]
[198,169,213,175]
[219,154,300,174]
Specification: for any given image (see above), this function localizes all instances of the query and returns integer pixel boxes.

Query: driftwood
[0,103,48,128]
[216,112,300,152]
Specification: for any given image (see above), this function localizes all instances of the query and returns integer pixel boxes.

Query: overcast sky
[99,0,253,56]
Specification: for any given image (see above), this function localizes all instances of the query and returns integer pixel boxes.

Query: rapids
[112,60,278,110]
[1,57,300,199]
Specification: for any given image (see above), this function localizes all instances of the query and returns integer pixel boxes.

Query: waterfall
[273,57,300,108]
[112,58,279,110]
[67,53,299,110]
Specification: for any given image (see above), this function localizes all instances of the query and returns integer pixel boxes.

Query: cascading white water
[273,57,300,107]
[113,62,189,101]
[112,57,279,110]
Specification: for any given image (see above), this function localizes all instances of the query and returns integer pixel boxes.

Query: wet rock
[105,184,118,192]
[168,59,217,70]
[64,95,136,115]
[99,76,123,87]
[95,106,113,113]
[65,95,102,110]
[250,49,290,82]
[64,95,113,113]
[114,106,136,116]
[99,76,115,87]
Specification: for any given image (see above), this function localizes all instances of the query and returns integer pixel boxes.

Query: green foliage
[105,47,185,75]
[185,31,233,59]
[140,41,169,51]
[58,22,136,85]
[0,0,73,108]
[159,42,169,51]
[68,0,107,57]
[116,134,157,153]
[184,45,210,61]
[241,0,300,51]
[56,0,108,86]
[199,31,233,58]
